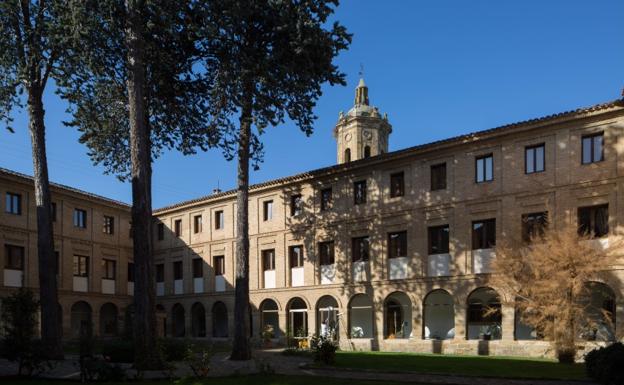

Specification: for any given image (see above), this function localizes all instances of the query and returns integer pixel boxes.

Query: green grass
[1,374,420,385]
[331,351,587,380]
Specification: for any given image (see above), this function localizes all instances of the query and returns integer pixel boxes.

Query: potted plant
[261,325,275,348]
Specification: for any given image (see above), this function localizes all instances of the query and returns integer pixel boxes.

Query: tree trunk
[230,95,253,361]
[126,0,158,369]
[27,85,63,359]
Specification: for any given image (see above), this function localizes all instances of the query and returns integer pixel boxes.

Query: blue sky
[1,0,623,208]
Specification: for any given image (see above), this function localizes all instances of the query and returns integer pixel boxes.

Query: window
[51,202,57,222]
[351,236,370,262]
[289,245,304,268]
[174,219,182,237]
[354,180,367,205]
[103,216,115,234]
[428,225,449,254]
[157,223,164,240]
[431,163,447,191]
[582,133,604,164]
[173,261,183,280]
[364,146,371,158]
[525,144,545,174]
[388,231,407,259]
[127,262,135,282]
[73,255,89,277]
[156,264,164,282]
[215,210,224,230]
[102,259,116,279]
[344,148,351,162]
[319,241,335,265]
[4,245,24,270]
[193,215,202,233]
[320,188,332,211]
[214,255,225,276]
[5,192,21,215]
[578,204,609,237]
[73,208,87,228]
[192,258,203,278]
[262,249,275,271]
[291,194,303,216]
[472,219,496,249]
[263,200,273,221]
[475,154,493,183]
[522,212,548,242]
[390,172,404,198]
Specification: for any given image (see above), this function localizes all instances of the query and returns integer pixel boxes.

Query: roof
[154,98,624,214]
[0,167,131,209]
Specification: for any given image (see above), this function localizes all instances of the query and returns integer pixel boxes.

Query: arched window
[348,294,373,338]
[212,301,228,337]
[423,290,455,340]
[344,148,351,162]
[384,292,412,339]
[287,297,308,341]
[156,304,167,337]
[99,303,118,337]
[70,301,92,338]
[583,282,616,341]
[191,302,206,337]
[364,146,371,158]
[172,303,185,337]
[316,296,339,339]
[260,299,280,338]
[467,287,502,340]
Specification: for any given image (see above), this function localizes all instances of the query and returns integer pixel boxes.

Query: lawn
[3,375,417,385]
[331,351,587,380]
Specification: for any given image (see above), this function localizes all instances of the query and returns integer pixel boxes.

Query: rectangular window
[319,241,335,265]
[215,210,224,230]
[428,225,450,254]
[475,154,493,183]
[127,262,135,282]
[173,261,183,280]
[214,255,225,276]
[289,245,304,268]
[354,180,367,205]
[578,204,609,237]
[157,223,164,240]
[388,231,407,259]
[522,212,548,243]
[320,188,332,211]
[430,163,447,191]
[51,202,57,222]
[525,143,545,174]
[582,133,604,164]
[156,264,164,282]
[291,194,303,216]
[4,244,24,270]
[193,215,202,234]
[472,219,496,249]
[174,219,182,237]
[5,192,21,215]
[390,172,405,198]
[103,216,115,234]
[73,208,87,228]
[73,255,89,277]
[263,200,273,221]
[351,236,370,262]
[192,258,203,278]
[102,259,116,280]
[262,249,275,271]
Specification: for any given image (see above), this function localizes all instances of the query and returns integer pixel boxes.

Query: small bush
[184,343,212,378]
[281,347,312,357]
[585,342,624,385]
[310,334,338,365]
[100,340,134,363]
[159,338,189,361]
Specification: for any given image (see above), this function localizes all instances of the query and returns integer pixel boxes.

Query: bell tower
[333,78,392,164]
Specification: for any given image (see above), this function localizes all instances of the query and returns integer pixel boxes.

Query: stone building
[1,80,624,358]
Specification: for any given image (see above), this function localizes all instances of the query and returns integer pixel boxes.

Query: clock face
[363,130,372,140]
[344,133,352,142]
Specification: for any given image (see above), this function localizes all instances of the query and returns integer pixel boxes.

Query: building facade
[2,81,624,358]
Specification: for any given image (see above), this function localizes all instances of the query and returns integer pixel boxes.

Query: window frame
[4,244,24,270]
[289,245,304,268]
[521,212,548,243]
[173,260,183,280]
[428,225,450,255]
[73,208,87,228]
[192,258,203,278]
[472,219,496,250]
[319,241,335,266]
[351,236,370,262]
[430,163,447,191]
[157,223,165,240]
[320,188,332,211]
[525,143,545,174]
[103,215,115,235]
[353,180,367,205]
[213,255,225,276]
[193,215,202,234]
[475,154,494,183]
[262,249,276,271]
[290,194,303,216]
[390,172,405,198]
[215,210,224,230]
[174,219,182,237]
[102,259,116,280]
[388,231,408,259]
[263,200,273,221]
[73,255,89,277]
[5,192,22,215]
[578,204,609,238]
[581,132,604,165]
[156,263,165,282]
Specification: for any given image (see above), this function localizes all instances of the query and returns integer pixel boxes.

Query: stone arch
[70,301,92,338]
[260,298,280,338]
[364,145,371,158]
[348,293,374,338]
[423,289,455,340]
[287,297,308,339]
[467,287,502,340]
[316,295,339,339]
[344,148,351,162]
[172,303,185,337]
[156,304,167,337]
[383,291,412,339]
[212,301,228,338]
[191,302,206,338]
[583,281,617,341]
[99,302,118,337]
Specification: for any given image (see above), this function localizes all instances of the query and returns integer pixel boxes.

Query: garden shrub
[585,342,624,385]
[184,343,212,378]
[310,334,338,365]
[159,338,189,361]
[100,339,135,363]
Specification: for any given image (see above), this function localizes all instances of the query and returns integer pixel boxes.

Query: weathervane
[359,63,364,78]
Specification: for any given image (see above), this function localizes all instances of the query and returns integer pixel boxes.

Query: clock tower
[333,78,392,164]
